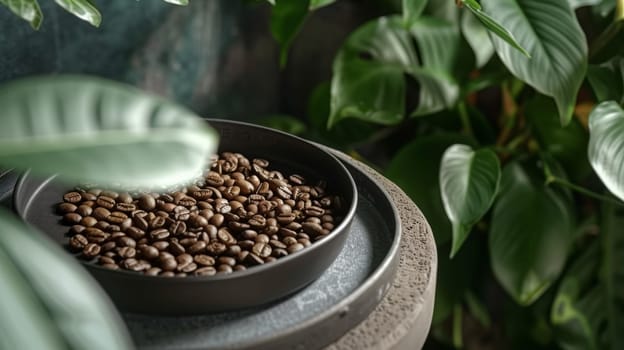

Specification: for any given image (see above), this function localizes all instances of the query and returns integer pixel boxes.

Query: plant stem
[496,82,518,146]
[547,176,624,207]
[452,304,463,349]
[458,102,474,136]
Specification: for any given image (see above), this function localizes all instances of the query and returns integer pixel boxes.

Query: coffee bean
[101,191,118,199]
[118,246,136,259]
[206,171,224,186]
[178,196,197,207]
[270,240,287,249]
[287,243,305,254]
[160,271,175,277]
[140,245,159,260]
[244,252,264,265]
[169,241,186,255]
[107,211,128,225]
[277,213,296,225]
[92,207,111,221]
[188,241,207,255]
[69,234,89,251]
[194,254,215,266]
[58,202,77,214]
[85,228,109,244]
[96,196,115,209]
[206,242,227,255]
[191,189,213,200]
[102,263,119,270]
[252,243,272,258]
[217,228,235,244]
[133,216,149,231]
[179,237,198,247]
[217,264,233,274]
[150,216,166,229]
[116,202,136,212]
[150,228,170,240]
[153,241,170,251]
[282,236,298,246]
[170,221,187,235]
[145,267,162,276]
[83,243,101,258]
[273,248,288,258]
[137,194,156,210]
[302,222,324,237]
[101,241,116,252]
[99,256,116,265]
[174,206,191,221]
[80,216,97,227]
[298,238,311,247]
[194,266,217,276]
[64,213,82,224]
[126,227,145,240]
[176,254,193,269]
[69,225,86,235]
[64,191,82,203]
[161,258,177,271]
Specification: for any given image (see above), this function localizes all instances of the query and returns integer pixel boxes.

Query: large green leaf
[490,161,574,305]
[461,0,530,58]
[440,144,500,258]
[409,17,460,116]
[54,0,101,27]
[481,0,588,125]
[270,0,310,67]
[460,9,495,68]
[0,75,218,189]
[403,0,427,26]
[329,16,416,127]
[0,0,42,29]
[526,95,590,180]
[386,133,474,244]
[0,209,132,350]
[257,114,306,136]
[587,57,624,104]
[588,101,624,201]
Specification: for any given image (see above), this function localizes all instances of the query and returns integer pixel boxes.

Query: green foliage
[270,0,310,67]
[271,0,624,347]
[0,0,185,28]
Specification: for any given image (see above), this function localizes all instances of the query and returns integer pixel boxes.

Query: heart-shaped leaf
[403,0,428,26]
[0,0,42,29]
[386,133,474,245]
[481,0,588,125]
[588,101,624,201]
[490,161,574,305]
[461,9,495,68]
[0,75,218,189]
[54,0,101,27]
[440,144,501,258]
[0,208,132,350]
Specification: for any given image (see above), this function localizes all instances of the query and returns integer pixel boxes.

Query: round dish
[13,119,358,315]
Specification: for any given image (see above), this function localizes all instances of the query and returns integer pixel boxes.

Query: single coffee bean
[161,258,177,271]
[194,266,217,276]
[101,241,116,252]
[277,213,296,225]
[285,222,302,231]
[176,254,193,269]
[179,237,198,247]
[150,216,166,229]
[69,225,86,235]
[94,221,110,230]
[117,193,133,204]
[287,243,305,254]
[179,196,197,207]
[194,254,216,266]
[85,228,109,243]
[102,263,119,270]
[140,245,159,260]
[160,271,175,277]
[69,234,89,251]
[180,262,198,273]
[217,228,235,244]
[225,244,242,256]
[80,216,98,227]
[126,227,145,240]
[133,216,149,231]
[173,206,191,221]
[64,213,83,224]
[122,258,138,270]
[82,243,101,258]
[93,207,111,221]
[273,248,288,258]
[117,236,136,248]
[150,228,170,240]
[115,202,136,212]
[244,252,264,266]
[75,205,93,217]
[188,215,208,228]
[233,264,247,271]
[252,242,272,258]
[185,241,205,255]
[107,211,128,225]
[270,240,287,249]
[145,267,162,276]
[58,202,78,214]
[118,246,137,259]
[81,192,97,201]
[101,191,119,199]
[206,242,227,255]
[255,234,270,244]
[282,236,298,246]
[64,191,82,203]
[138,194,156,210]
[298,238,311,247]
[191,189,213,200]
[169,241,186,255]
[278,227,297,238]
[152,241,169,251]
[217,264,233,274]
[99,256,116,265]
[96,196,116,209]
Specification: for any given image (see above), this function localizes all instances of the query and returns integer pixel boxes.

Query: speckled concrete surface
[327,151,437,350]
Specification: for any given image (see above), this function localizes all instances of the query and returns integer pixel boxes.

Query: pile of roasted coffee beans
[57,152,343,277]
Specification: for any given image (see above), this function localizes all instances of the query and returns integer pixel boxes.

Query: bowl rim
[13,118,359,283]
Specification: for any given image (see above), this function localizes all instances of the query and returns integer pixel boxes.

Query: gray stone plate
[123,159,401,349]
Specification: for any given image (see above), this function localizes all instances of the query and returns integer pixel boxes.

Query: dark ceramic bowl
[13,119,358,315]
